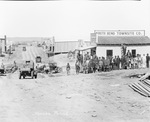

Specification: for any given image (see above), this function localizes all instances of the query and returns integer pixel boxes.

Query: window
[132,49,136,57]
[106,50,113,57]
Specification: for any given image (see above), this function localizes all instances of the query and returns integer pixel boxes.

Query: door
[132,49,136,57]
[91,47,96,56]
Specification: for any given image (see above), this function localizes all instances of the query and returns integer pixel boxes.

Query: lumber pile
[129,79,150,97]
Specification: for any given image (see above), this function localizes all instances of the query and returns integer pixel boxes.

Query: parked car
[44,62,62,74]
[0,68,5,75]
[35,56,42,63]
[23,47,26,51]
[19,60,37,79]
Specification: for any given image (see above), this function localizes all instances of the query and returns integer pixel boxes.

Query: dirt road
[22,46,49,63]
[1,68,150,122]
[1,46,150,122]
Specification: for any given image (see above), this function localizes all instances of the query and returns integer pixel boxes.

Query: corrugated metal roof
[97,36,150,45]
[54,41,91,53]
[54,41,79,53]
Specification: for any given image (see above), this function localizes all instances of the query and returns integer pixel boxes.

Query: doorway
[132,49,136,57]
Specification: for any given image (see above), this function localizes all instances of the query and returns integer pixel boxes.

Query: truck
[35,56,42,63]
[19,60,37,79]
[0,68,5,75]
[23,46,26,51]
[44,62,62,74]
[0,63,5,75]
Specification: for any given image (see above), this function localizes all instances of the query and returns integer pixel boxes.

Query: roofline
[97,43,150,46]
[55,41,78,43]
[75,46,96,51]
[55,41,90,43]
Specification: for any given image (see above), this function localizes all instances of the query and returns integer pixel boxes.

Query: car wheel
[31,71,34,79]
[19,74,21,79]
[34,74,37,79]
[23,75,25,79]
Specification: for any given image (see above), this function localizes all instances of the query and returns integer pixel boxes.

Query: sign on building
[94,30,145,36]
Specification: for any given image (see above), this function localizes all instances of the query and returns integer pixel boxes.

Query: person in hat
[66,63,71,75]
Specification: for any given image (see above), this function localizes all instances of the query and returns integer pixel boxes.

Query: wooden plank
[137,82,150,93]
[139,73,150,81]
[142,82,150,88]
[146,79,150,82]
[144,80,150,86]
[145,79,150,84]
[134,82,150,95]
[132,83,149,96]
[129,84,148,97]
[133,82,150,96]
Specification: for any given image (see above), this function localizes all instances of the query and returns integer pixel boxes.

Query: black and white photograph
[0,0,150,122]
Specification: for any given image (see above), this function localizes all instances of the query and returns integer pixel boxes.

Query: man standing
[1,62,5,69]
[86,52,91,60]
[146,54,150,68]
[66,63,70,75]
[113,56,117,70]
[116,56,121,70]
[126,50,132,58]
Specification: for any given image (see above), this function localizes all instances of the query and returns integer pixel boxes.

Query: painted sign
[94,30,145,36]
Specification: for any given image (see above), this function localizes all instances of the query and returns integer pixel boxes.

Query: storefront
[91,30,150,59]
[96,36,150,58]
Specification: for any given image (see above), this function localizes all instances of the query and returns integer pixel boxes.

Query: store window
[106,50,113,57]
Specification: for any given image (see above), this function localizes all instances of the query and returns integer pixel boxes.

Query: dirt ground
[1,45,150,122]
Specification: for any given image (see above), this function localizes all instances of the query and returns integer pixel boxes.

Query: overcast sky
[0,0,149,41]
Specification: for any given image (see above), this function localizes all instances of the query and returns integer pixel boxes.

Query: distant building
[0,35,7,54]
[54,40,91,54]
[7,37,93,56]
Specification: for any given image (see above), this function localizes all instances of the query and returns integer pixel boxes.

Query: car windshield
[26,61,30,64]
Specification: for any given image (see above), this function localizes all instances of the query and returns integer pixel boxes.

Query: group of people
[96,51,147,71]
[98,54,143,71]
[66,50,150,75]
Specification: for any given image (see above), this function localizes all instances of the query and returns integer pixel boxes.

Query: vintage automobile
[44,62,62,74]
[5,64,15,73]
[49,62,62,73]
[0,62,5,75]
[35,56,46,73]
[22,46,26,51]
[0,68,5,75]
[35,56,42,63]
[19,60,37,79]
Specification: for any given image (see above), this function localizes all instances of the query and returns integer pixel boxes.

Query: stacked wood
[139,72,150,81]
[129,77,150,97]
[129,84,148,97]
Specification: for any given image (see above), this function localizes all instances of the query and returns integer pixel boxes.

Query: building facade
[0,35,7,54]
[54,40,91,54]
[91,30,150,59]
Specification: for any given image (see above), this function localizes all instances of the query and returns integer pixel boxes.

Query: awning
[45,50,54,54]
[76,45,96,51]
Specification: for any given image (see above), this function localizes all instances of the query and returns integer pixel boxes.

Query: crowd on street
[67,50,150,75]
